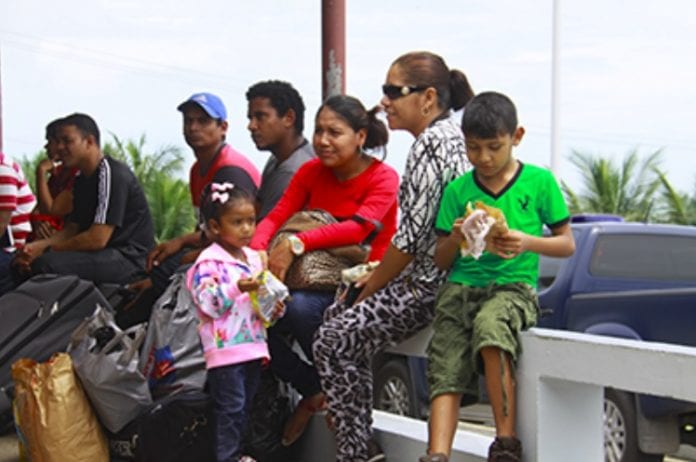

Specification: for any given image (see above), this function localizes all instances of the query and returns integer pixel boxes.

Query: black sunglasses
[381,84,428,100]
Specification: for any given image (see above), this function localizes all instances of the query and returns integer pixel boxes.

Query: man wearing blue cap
[121,93,260,326]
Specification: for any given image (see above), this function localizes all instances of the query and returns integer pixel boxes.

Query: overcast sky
[1,0,695,194]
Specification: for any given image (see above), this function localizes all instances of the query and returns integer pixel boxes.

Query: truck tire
[373,358,419,418]
[604,389,663,462]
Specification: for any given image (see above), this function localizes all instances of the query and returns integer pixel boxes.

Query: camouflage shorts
[426,282,539,400]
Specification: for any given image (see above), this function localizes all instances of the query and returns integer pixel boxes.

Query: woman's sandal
[281,393,326,446]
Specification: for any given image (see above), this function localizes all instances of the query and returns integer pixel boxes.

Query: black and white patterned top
[392,115,471,287]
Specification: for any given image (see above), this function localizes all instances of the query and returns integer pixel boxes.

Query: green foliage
[654,171,696,225]
[562,149,663,222]
[147,174,196,242]
[19,150,45,194]
[103,133,195,242]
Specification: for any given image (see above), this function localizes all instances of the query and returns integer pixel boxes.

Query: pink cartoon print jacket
[186,243,270,369]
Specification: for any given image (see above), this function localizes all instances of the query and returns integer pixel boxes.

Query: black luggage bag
[0,273,111,425]
[108,390,215,462]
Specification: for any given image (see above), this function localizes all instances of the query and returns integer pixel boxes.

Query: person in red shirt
[0,152,36,295]
[250,94,399,446]
[121,93,261,327]
[31,118,79,239]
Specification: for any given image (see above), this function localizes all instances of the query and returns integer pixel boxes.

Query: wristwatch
[286,234,305,256]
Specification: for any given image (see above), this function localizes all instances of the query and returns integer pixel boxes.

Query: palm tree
[103,133,195,242]
[654,171,696,225]
[561,149,663,222]
[102,133,184,185]
[146,173,196,242]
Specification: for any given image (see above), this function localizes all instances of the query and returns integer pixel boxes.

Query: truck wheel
[373,358,419,418]
[604,389,663,462]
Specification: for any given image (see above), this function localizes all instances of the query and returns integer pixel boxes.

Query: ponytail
[364,106,389,150]
[449,69,475,111]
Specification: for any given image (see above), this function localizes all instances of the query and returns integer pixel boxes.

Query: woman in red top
[251,94,399,446]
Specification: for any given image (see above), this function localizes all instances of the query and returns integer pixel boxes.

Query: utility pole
[550,0,561,176]
[321,0,345,99]
[0,46,4,153]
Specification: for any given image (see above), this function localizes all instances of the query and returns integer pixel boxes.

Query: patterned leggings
[313,275,438,462]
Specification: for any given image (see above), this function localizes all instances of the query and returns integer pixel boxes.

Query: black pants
[31,248,145,285]
[0,250,16,296]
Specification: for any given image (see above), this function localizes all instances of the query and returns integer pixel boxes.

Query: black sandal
[488,436,522,462]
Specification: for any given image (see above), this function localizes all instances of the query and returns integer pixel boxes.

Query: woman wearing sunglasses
[314,51,474,462]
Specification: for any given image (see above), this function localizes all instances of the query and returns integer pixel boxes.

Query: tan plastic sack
[11,353,109,462]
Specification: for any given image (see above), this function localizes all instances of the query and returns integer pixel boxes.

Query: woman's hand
[268,238,295,282]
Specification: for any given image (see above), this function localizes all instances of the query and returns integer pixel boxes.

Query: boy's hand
[449,217,466,243]
[238,277,261,293]
[489,230,528,259]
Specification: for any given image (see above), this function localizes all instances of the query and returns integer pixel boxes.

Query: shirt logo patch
[518,195,530,211]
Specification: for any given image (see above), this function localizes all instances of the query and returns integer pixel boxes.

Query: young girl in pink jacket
[187,182,277,462]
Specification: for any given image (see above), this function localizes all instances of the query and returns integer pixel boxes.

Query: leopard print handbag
[269,210,369,291]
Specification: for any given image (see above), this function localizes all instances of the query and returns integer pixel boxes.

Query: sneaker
[238,456,257,462]
[366,437,386,462]
[418,453,449,462]
[487,436,521,462]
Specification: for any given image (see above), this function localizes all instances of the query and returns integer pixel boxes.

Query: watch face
[289,235,304,255]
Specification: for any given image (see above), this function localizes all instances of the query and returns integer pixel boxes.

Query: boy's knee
[472,311,502,338]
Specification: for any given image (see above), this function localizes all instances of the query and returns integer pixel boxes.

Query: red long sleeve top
[251,158,399,261]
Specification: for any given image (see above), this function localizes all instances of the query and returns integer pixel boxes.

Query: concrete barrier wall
[297,327,696,461]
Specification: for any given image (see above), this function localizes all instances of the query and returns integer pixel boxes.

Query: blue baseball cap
[177,92,227,121]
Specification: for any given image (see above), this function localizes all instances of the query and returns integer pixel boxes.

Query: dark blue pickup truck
[372,219,696,462]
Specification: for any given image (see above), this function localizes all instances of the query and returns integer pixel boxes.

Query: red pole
[321,0,346,99]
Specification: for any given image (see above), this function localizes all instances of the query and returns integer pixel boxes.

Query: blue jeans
[268,290,335,397]
[207,360,262,462]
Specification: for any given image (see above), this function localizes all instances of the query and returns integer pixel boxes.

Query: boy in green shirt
[420,92,575,462]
